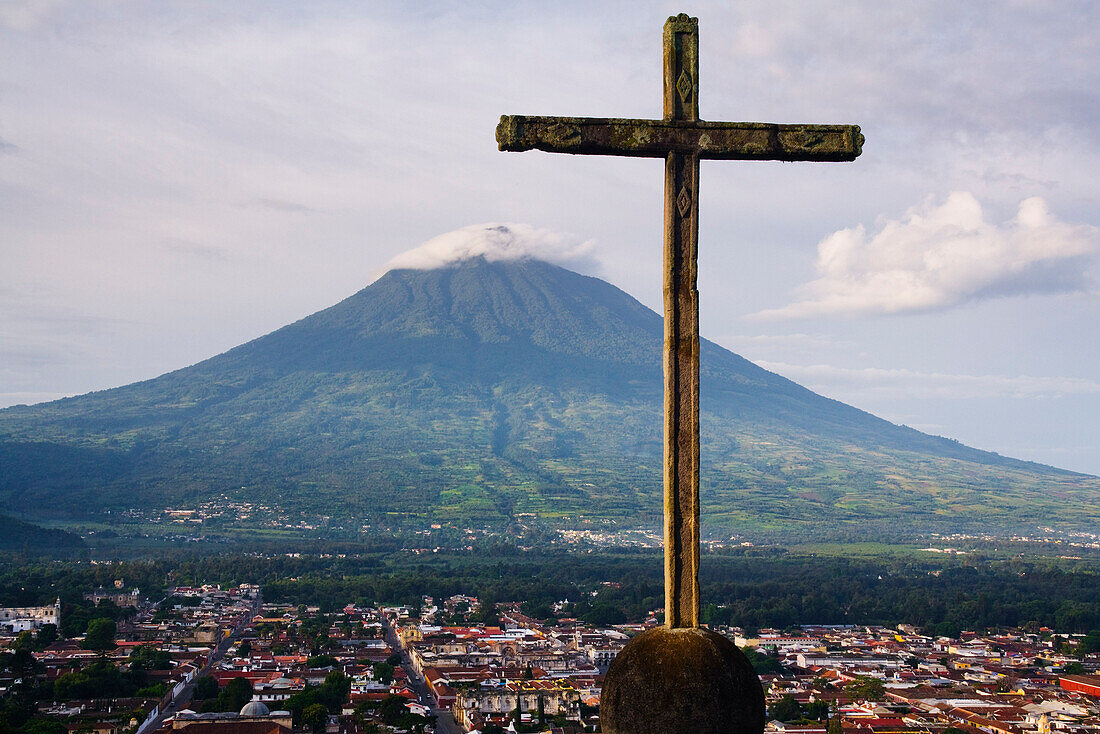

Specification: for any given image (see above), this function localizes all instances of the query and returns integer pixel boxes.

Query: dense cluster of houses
[6,583,258,734]
[387,596,632,731]
[4,584,1099,734]
[213,603,415,715]
[739,625,1100,734]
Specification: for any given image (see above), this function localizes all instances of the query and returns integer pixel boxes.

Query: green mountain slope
[0,513,85,552]
[0,257,1096,536]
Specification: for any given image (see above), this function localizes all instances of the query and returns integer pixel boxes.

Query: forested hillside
[0,258,1097,537]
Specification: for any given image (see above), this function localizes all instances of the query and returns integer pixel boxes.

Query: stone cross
[497,13,862,630]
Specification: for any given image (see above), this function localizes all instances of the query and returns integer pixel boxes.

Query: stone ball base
[601,626,765,734]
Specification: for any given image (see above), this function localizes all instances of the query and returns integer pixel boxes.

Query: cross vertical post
[496,9,862,644]
[662,15,701,629]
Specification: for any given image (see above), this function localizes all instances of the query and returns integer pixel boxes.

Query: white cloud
[240,198,315,214]
[0,2,1098,472]
[757,192,1099,318]
[760,361,1100,400]
[376,223,600,279]
[0,0,67,31]
[719,332,858,351]
[712,333,863,365]
[162,238,229,261]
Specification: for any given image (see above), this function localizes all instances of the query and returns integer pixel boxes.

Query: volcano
[1,256,1096,536]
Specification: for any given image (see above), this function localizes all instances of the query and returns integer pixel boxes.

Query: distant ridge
[0,513,84,553]
[0,257,1096,536]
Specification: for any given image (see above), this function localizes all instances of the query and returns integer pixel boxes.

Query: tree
[54,660,139,700]
[476,593,499,626]
[203,677,255,713]
[312,632,331,654]
[317,671,351,712]
[396,712,431,733]
[136,681,169,698]
[193,675,219,701]
[805,701,830,721]
[35,624,59,650]
[284,688,320,723]
[225,677,255,710]
[21,719,67,734]
[372,662,394,685]
[83,619,116,653]
[1078,629,1100,656]
[770,695,802,722]
[741,647,785,675]
[378,695,407,725]
[848,676,885,701]
[130,645,172,671]
[1063,661,1086,675]
[301,703,328,733]
[581,603,625,627]
[9,648,36,675]
[13,631,35,650]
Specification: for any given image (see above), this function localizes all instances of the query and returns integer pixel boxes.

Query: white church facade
[0,599,61,633]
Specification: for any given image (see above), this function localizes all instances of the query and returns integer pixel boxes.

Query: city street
[380,614,462,734]
[143,594,261,732]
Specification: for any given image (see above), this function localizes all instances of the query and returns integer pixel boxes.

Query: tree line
[1,549,1098,635]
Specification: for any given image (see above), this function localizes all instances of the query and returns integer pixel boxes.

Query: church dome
[239,701,270,717]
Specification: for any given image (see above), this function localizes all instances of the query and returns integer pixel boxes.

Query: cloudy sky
[2,1,1099,474]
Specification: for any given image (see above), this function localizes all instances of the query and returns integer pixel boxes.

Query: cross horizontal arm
[497,114,863,162]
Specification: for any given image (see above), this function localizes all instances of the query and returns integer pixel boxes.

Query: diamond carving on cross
[497,12,863,631]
